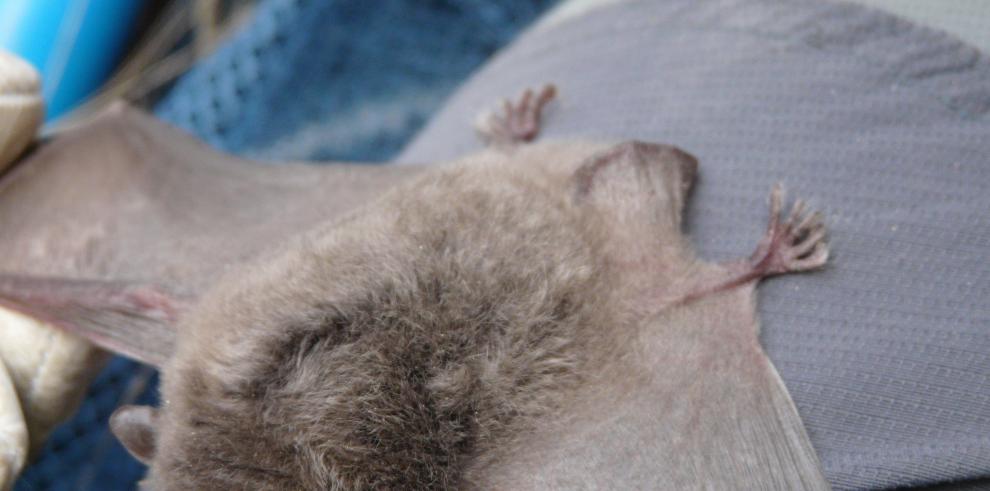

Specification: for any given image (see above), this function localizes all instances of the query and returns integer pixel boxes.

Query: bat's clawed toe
[750,185,829,277]
[475,84,557,149]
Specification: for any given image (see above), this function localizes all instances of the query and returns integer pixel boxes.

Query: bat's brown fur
[153,140,644,489]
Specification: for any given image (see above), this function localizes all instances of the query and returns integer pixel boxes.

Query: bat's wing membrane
[0,275,186,367]
[0,102,424,365]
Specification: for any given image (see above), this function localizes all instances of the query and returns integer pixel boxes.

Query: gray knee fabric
[398,1,990,489]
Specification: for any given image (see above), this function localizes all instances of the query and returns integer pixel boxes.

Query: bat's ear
[0,275,190,367]
[572,141,698,231]
[110,405,159,464]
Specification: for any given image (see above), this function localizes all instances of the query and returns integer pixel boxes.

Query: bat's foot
[659,185,827,307]
[475,84,556,149]
[749,184,828,277]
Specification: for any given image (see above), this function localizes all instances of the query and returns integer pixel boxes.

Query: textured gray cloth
[397,1,990,489]
[847,0,990,52]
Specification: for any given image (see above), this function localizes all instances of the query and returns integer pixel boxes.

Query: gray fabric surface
[848,0,990,53]
[397,0,990,489]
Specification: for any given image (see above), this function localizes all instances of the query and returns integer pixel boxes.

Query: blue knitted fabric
[157,0,556,162]
[14,1,556,489]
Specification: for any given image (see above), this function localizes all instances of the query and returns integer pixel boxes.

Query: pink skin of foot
[674,185,829,306]
[477,84,557,147]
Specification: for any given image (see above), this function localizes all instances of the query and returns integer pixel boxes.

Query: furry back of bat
[0,86,830,489]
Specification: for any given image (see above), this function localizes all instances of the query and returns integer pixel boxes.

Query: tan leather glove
[0,49,77,490]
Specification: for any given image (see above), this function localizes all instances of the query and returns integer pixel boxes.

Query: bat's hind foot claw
[750,184,828,277]
[475,84,557,148]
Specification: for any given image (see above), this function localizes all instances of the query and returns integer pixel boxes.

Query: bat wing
[0,276,188,367]
[0,103,425,366]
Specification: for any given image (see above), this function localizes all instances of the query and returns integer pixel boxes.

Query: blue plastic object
[0,0,146,121]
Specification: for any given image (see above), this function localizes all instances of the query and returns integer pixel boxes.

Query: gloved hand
[0,50,101,491]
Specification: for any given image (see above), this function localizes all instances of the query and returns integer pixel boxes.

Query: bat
[0,86,830,489]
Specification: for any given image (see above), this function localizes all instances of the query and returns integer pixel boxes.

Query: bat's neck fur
[154,159,626,489]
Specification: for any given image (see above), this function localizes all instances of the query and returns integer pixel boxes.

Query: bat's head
[7,140,698,489]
